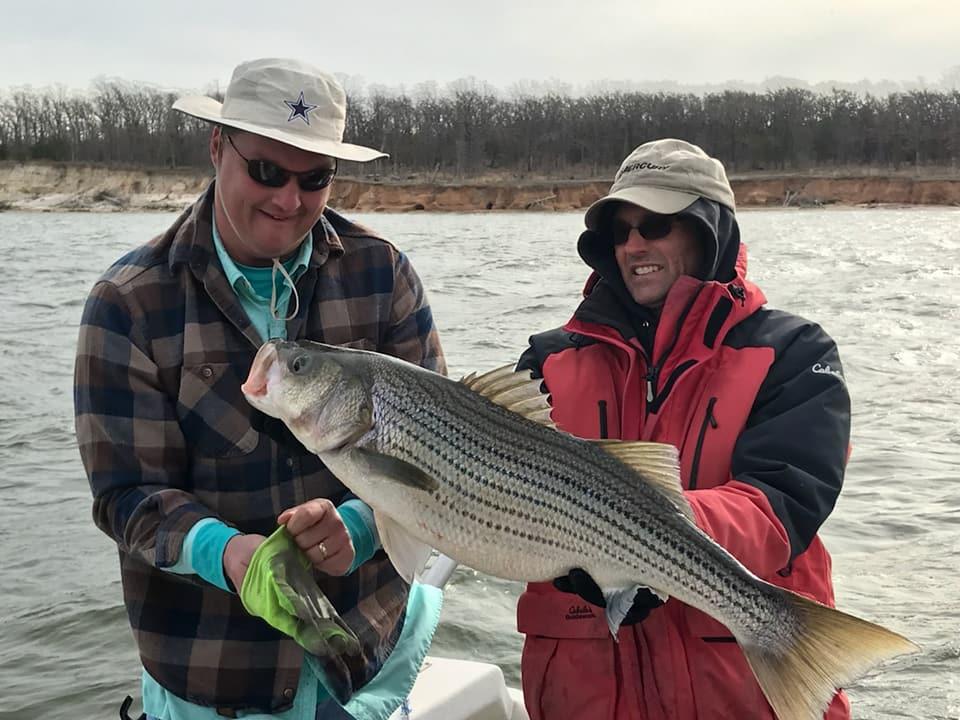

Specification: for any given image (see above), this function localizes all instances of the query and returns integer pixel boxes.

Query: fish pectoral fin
[460,365,556,429]
[374,512,435,583]
[591,440,694,522]
[354,448,438,491]
[602,584,671,639]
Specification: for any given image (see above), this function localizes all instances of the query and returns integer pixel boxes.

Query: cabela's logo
[566,604,596,620]
[812,363,844,382]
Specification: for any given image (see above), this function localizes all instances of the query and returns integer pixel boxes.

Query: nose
[622,227,652,251]
[269,178,302,215]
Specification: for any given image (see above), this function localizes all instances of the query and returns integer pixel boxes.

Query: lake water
[0,207,958,719]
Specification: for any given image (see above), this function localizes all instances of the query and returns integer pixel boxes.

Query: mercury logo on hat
[172,57,387,162]
[584,139,735,230]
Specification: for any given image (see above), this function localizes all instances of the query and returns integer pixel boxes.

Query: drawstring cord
[217,178,302,323]
[270,257,300,322]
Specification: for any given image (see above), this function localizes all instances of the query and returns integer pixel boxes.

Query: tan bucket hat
[584,139,734,229]
[173,58,386,162]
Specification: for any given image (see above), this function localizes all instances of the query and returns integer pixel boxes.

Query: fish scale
[371,358,762,621]
[244,339,919,720]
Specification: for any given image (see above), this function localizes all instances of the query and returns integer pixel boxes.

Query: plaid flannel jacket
[74,184,446,713]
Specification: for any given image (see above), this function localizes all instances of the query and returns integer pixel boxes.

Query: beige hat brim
[584,186,699,230]
[173,96,387,163]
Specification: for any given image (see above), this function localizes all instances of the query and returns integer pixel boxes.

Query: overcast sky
[2,0,958,93]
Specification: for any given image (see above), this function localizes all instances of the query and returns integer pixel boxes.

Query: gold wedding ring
[316,541,328,561]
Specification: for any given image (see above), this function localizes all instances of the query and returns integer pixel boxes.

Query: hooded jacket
[515,201,852,720]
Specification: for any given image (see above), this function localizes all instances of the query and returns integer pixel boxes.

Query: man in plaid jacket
[74,58,445,720]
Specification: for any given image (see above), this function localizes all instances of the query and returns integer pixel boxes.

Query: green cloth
[240,527,361,660]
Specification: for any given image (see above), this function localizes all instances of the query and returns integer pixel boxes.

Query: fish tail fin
[740,592,918,720]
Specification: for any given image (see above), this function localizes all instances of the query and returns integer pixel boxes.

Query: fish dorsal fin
[374,512,435,584]
[460,365,555,429]
[591,440,693,522]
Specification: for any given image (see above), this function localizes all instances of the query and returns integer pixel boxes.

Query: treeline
[2,81,959,176]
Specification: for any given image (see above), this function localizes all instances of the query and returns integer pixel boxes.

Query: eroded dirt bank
[2,162,959,212]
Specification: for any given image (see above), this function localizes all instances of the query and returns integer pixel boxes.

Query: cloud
[0,0,957,91]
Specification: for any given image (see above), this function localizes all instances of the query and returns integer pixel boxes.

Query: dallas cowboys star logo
[284,91,318,125]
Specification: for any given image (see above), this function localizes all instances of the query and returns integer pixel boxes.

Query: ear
[210,126,223,170]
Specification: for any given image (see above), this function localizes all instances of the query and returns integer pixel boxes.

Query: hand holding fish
[278,499,355,576]
[554,568,665,625]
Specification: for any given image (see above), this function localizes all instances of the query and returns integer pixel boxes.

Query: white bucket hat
[173,58,386,162]
[584,139,734,229]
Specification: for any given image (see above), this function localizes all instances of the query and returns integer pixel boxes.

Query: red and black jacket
[515,202,852,720]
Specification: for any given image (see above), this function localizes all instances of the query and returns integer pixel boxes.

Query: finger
[299,528,350,558]
[289,511,350,553]
[279,501,325,535]
[281,499,334,536]
[278,501,328,527]
[315,543,355,576]
[568,568,596,587]
[288,507,349,547]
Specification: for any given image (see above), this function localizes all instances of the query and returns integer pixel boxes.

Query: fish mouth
[242,341,280,398]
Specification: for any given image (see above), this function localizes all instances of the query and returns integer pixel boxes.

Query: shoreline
[2,161,960,212]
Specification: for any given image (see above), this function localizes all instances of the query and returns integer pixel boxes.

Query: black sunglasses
[611,214,676,245]
[226,134,337,191]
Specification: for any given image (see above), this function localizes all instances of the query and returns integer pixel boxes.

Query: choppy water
[0,208,958,719]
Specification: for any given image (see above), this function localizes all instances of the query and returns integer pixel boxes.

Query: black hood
[577,197,742,299]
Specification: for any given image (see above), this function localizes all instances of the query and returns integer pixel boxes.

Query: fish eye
[289,354,311,374]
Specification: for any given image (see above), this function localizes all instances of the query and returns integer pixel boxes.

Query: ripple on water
[2,208,958,719]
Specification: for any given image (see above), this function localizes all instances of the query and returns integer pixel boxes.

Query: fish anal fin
[374,512,435,584]
[355,448,438,492]
[592,440,692,522]
[460,365,555,428]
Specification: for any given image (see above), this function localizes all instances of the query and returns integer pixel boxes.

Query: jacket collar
[167,181,351,275]
[163,182,365,348]
[568,243,765,361]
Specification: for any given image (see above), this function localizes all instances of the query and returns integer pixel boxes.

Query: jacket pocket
[517,584,612,639]
[684,605,735,642]
[177,362,260,457]
[688,396,718,490]
[683,606,775,719]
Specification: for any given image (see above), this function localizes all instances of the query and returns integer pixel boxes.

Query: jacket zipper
[645,285,706,413]
[688,397,718,490]
[648,360,697,414]
[597,400,609,439]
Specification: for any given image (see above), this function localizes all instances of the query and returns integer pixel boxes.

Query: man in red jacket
[516,139,851,719]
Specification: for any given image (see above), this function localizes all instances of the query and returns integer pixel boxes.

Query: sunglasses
[226,134,337,192]
[610,214,676,245]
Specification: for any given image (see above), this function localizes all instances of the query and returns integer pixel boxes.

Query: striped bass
[241,339,917,720]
